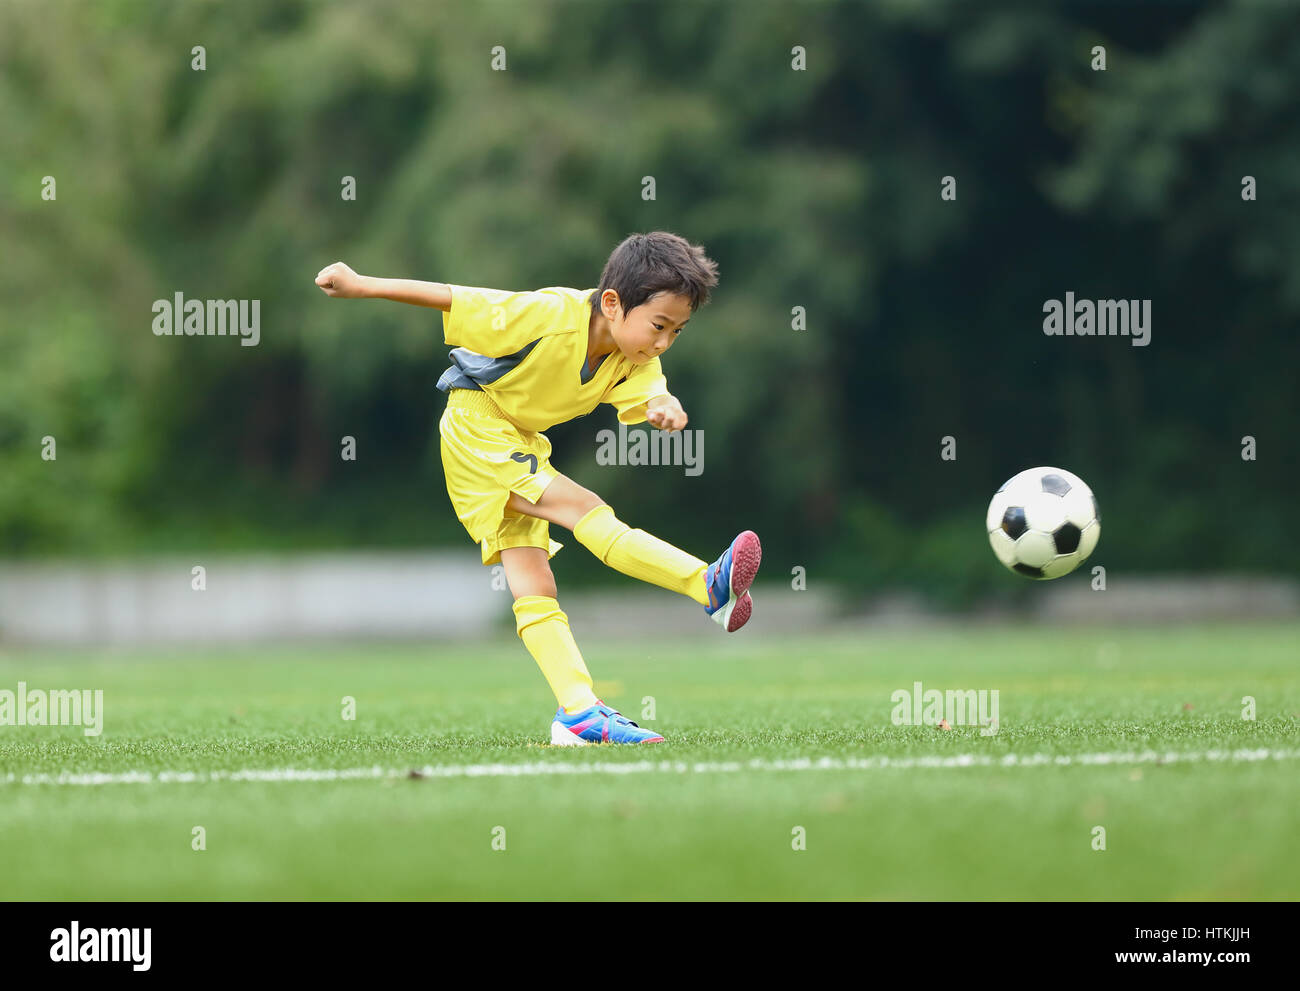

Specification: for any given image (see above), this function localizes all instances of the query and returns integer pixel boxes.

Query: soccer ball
[986,467,1100,580]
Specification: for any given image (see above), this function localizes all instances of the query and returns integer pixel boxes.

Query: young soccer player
[314,231,761,745]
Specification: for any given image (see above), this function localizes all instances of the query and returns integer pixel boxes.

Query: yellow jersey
[436,285,669,433]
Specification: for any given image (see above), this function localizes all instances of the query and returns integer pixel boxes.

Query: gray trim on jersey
[436,339,541,393]
[438,339,612,392]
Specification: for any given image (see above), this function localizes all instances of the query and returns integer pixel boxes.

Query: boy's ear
[601,289,623,319]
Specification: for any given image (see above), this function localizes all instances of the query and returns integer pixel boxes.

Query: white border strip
[2,747,1298,786]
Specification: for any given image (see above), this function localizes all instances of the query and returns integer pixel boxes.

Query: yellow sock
[573,504,710,605]
[513,596,599,714]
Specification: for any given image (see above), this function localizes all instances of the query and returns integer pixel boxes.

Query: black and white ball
[986,467,1100,580]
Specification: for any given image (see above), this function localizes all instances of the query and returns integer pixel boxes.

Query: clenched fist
[646,396,689,433]
[315,262,368,298]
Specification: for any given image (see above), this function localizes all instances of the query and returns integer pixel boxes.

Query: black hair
[589,231,719,318]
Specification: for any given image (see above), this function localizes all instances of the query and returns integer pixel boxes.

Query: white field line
[2,747,1298,786]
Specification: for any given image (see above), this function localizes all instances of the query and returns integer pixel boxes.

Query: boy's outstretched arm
[315,261,452,311]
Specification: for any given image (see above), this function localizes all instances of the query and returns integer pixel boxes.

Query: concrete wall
[0,554,502,644]
[1,556,1295,645]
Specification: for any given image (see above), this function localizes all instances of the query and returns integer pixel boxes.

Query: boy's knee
[515,560,557,598]
[512,577,558,600]
[553,483,605,530]
[500,547,558,599]
[572,489,605,517]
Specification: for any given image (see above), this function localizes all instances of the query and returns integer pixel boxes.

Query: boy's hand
[315,262,368,298]
[646,396,688,433]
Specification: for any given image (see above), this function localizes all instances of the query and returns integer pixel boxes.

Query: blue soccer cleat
[550,701,665,746]
[704,530,762,632]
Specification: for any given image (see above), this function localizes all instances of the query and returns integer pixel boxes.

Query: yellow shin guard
[512,596,598,714]
[573,504,710,605]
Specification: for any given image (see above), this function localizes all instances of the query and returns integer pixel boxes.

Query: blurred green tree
[0,0,1294,602]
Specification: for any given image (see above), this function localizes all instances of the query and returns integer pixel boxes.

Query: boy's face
[602,290,692,364]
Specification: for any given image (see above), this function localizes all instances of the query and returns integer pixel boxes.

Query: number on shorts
[511,451,538,474]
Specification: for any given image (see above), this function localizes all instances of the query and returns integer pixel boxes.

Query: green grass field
[1,622,1297,900]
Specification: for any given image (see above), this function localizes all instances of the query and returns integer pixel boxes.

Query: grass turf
[1,622,1297,899]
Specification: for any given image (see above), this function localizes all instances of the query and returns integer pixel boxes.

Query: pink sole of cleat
[725,590,753,632]
[728,531,762,598]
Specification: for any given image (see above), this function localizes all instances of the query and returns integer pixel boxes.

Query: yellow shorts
[438,388,564,566]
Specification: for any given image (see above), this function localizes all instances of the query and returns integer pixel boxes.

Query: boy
[314,231,761,745]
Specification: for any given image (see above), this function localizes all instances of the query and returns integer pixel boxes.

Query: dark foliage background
[2,0,1295,603]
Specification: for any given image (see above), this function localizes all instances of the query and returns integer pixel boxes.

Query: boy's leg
[499,543,558,599]
[507,475,712,605]
[502,544,664,745]
[501,546,599,714]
